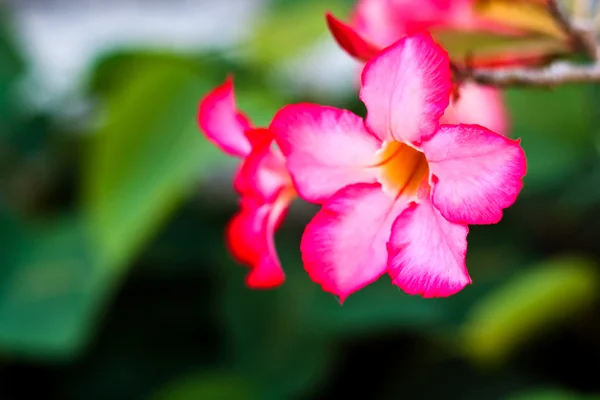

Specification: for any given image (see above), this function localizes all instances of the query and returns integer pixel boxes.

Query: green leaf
[220,249,445,398]
[506,84,596,192]
[150,371,260,400]
[0,54,278,358]
[0,14,25,122]
[82,58,221,268]
[248,0,349,65]
[507,388,599,400]
[300,277,446,336]
[87,52,200,98]
[0,215,111,359]
[220,275,335,399]
[462,255,599,365]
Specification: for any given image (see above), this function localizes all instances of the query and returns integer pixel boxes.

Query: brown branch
[449,0,600,88]
[452,61,600,87]
[547,0,597,59]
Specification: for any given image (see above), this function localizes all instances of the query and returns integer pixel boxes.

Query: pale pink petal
[234,128,290,203]
[422,124,526,225]
[355,0,454,40]
[353,0,405,48]
[354,0,506,39]
[197,77,252,157]
[387,198,471,298]
[441,83,509,136]
[301,183,409,302]
[226,193,290,289]
[270,104,381,203]
[326,12,381,61]
[360,33,452,144]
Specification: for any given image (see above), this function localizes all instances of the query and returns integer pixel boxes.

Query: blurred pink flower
[270,33,526,301]
[198,77,295,288]
[326,0,511,135]
[351,0,499,44]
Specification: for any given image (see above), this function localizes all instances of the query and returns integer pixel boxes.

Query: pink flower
[351,0,510,46]
[326,0,510,135]
[440,82,508,136]
[198,77,295,288]
[270,33,525,301]
[328,0,520,62]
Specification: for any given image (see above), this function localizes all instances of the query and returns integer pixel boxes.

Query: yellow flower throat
[376,141,429,197]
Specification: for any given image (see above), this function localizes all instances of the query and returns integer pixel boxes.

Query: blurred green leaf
[301,278,445,336]
[507,388,599,400]
[0,17,24,86]
[506,85,596,192]
[220,279,334,399]
[89,50,285,129]
[150,371,260,400]
[462,255,599,365]
[0,215,111,358]
[82,58,221,268]
[88,52,199,98]
[220,248,445,398]
[1,52,245,358]
[559,85,600,209]
[507,85,592,141]
[0,54,259,358]
[557,164,600,209]
[0,14,25,122]
[249,0,349,65]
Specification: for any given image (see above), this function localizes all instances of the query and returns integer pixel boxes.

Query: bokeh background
[1,0,600,399]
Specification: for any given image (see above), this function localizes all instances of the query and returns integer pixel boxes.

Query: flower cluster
[198,77,295,288]
[197,1,527,301]
[326,0,516,136]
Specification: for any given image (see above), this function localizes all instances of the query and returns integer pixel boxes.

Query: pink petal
[301,183,409,302]
[387,198,471,298]
[360,33,452,145]
[422,124,526,225]
[227,201,265,267]
[441,83,509,136]
[354,0,494,42]
[197,76,252,157]
[325,12,381,62]
[234,128,291,203]
[245,255,286,289]
[226,193,290,289]
[270,104,381,203]
[353,0,405,48]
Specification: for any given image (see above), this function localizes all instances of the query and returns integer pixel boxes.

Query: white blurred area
[6,0,266,109]
[5,0,357,110]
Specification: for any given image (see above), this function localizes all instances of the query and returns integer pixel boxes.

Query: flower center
[375,141,429,198]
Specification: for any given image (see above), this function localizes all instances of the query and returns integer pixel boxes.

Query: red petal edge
[326,12,381,62]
